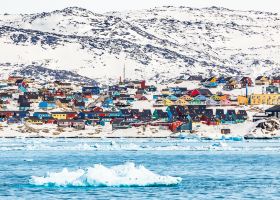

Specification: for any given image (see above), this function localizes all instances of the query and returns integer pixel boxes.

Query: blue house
[82,86,100,95]
[206,98,218,106]
[203,82,218,88]
[166,106,179,122]
[113,91,120,97]
[177,116,192,131]
[7,118,21,124]
[166,95,178,101]
[14,111,30,119]
[33,112,51,119]
[217,77,227,84]
[195,95,207,101]
[78,112,95,119]
[39,101,56,110]
[19,102,31,111]
[102,98,114,108]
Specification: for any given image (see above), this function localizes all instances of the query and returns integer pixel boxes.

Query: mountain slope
[0,6,279,82]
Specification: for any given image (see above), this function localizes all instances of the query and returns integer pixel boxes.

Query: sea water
[1,138,280,199]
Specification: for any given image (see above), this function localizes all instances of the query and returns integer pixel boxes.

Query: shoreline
[1,135,279,140]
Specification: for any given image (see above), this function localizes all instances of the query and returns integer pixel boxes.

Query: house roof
[34,112,50,115]
[51,112,77,114]
[227,110,236,115]
[265,105,280,112]
[188,75,203,81]
[155,110,168,118]
[255,76,264,80]
[216,109,224,115]
[272,76,280,80]
[19,102,31,107]
[197,89,212,96]
[167,105,179,116]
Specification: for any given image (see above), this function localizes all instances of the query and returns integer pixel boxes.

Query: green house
[189,99,201,105]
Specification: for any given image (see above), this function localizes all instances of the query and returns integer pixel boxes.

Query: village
[0,74,280,139]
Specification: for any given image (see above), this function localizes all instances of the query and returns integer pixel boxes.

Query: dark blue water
[1,139,280,199]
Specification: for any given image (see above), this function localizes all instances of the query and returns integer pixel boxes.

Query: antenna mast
[123,64,126,83]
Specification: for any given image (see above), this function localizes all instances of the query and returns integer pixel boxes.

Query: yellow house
[179,95,193,101]
[51,112,67,120]
[176,99,188,106]
[219,95,228,101]
[211,95,221,101]
[25,117,44,125]
[250,94,280,105]
[228,79,238,88]
[161,88,171,95]
[237,96,249,105]
[209,77,217,83]
[255,76,270,85]
[163,99,174,106]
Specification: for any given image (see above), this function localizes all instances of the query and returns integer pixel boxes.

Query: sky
[0,0,280,14]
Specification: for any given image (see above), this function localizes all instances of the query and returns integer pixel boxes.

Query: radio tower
[123,64,126,83]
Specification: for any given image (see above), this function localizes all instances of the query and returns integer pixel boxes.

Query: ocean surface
[1,138,280,199]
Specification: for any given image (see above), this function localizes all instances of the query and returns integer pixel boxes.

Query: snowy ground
[0,120,279,139]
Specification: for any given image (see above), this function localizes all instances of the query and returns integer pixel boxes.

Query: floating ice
[30,162,182,187]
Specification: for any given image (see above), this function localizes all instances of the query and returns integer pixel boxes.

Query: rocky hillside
[0,6,279,82]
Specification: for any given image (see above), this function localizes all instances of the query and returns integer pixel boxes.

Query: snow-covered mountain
[0,6,279,82]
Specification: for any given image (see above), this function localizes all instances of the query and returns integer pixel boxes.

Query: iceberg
[30,162,182,187]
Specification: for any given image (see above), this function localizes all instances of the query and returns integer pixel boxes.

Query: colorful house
[203,82,218,88]
[265,105,280,118]
[25,117,44,125]
[102,98,114,108]
[175,99,188,106]
[166,106,179,122]
[39,101,56,110]
[255,76,270,85]
[250,94,280,105]
[189,99,202,105]
[237,96,249,105]
[163,99,174,106]
[166,95,178,101]
[272,76,280,86]
[176,117,192,132]
[57,119,85,130]
[195,95,207,101]
[19,102,31,111]
[82,86,100,95]
[51,112,77,120]
[161,88,171,95]
[266,86,279,94]
[220,99,232,106]
[206,99,218,106]
[152,109,168,121]
[179,95,193,101]
[188,89,200,97]
[33,112,51,119]
[240,77,253,88]
[217,77,227,84]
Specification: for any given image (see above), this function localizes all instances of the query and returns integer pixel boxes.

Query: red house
[0,111,14,118]
[169,121,183,132]
[54,89,65,97]
[206,117,218,126]
[45,118,57,124]
[240,77,253,88]
[188,89,200,97]
[93,106,103,112]
[66,112,78,119]
[141,80,146,89]
[272,76,280,85]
